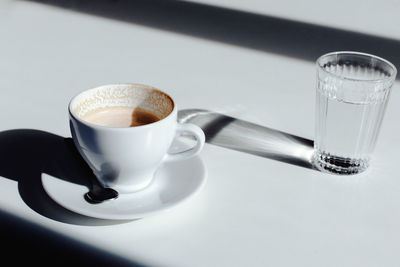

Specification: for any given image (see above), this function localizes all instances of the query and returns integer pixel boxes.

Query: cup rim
[316,51,397,83]
[68,83,176,130]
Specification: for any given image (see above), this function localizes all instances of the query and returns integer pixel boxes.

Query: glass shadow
[179,109,316,170]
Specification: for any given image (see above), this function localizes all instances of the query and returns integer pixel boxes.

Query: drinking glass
[314,51,397,174]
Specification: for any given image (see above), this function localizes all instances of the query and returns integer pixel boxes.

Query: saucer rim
[41,156,207,220]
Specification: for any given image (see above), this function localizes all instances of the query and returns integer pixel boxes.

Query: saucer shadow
[0,129,131,225]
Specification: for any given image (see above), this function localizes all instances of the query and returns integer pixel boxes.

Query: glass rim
[316,51,397,83]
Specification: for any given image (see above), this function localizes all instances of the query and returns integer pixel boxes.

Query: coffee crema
[81,106,162,127]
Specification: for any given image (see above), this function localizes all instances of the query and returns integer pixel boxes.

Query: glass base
[313,151,369,175]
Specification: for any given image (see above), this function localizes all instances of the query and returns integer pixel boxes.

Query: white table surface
[186,0,400,40]
[1,1,400,266]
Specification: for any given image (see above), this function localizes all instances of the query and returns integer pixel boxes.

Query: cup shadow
[0,113,316,224]
[178,109,317,170]
[0,129,131,225]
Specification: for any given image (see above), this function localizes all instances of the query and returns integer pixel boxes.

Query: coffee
[81,106,162,127]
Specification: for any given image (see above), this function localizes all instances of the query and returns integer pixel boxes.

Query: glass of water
[314,51,397,175]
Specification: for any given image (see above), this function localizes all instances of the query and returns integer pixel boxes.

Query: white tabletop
[1,1,400,266]
[186,0,400,40]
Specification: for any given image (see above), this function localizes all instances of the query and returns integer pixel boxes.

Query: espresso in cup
[81,106,162,127]
[69,83,205,193]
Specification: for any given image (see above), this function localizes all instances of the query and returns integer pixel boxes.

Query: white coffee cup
[69,83,205,193]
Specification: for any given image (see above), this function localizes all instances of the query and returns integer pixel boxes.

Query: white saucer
[41,156,207,220]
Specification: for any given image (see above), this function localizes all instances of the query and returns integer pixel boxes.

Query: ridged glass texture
[314,52,397,175]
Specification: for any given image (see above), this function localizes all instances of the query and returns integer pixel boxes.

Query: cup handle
[163,123,205,162]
